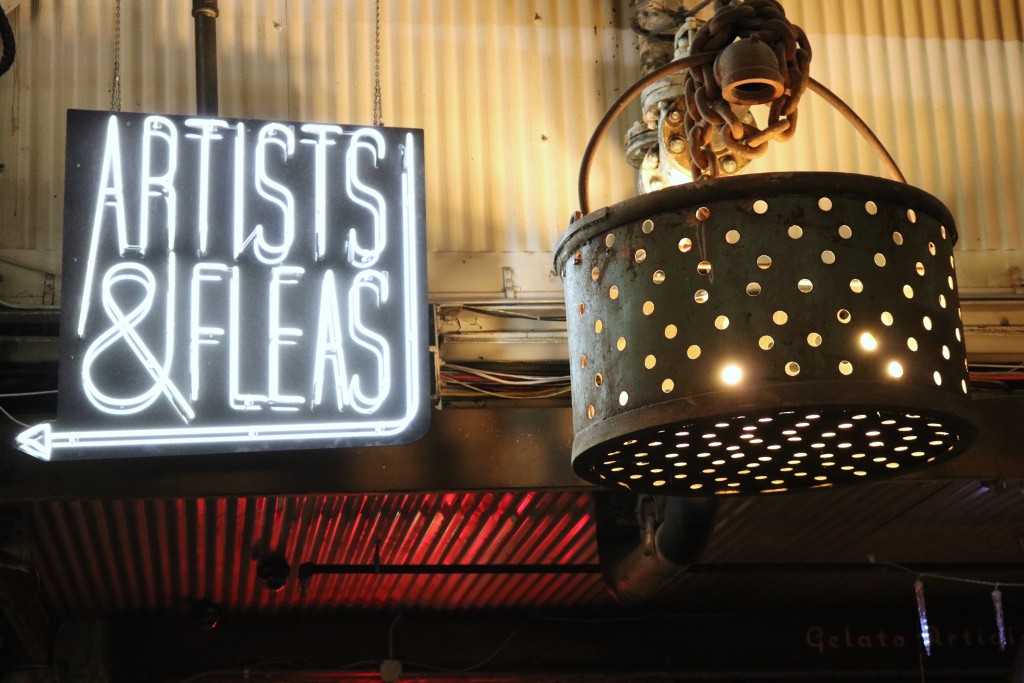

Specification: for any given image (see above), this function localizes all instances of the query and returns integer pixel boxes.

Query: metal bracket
[1010,266,1023,295]
[43,272,56,306]
[502,266,517,299]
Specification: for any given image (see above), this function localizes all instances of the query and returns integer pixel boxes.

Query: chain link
[111,0,122,112]
[679,0,810,179]
[373,0,383,126]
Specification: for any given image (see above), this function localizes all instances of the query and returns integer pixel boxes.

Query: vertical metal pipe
[192,0,219,116]
[0,3,15,79]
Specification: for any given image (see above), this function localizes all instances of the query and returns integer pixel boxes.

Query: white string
[0,402,28,428]
[873,559,1024,588]
[0,389,57,398]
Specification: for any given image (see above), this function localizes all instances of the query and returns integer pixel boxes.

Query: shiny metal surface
[32,491,606,616]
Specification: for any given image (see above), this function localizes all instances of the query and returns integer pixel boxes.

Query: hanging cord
[110,0,122,112]
[0,2,15,78]
[373,0,383,126]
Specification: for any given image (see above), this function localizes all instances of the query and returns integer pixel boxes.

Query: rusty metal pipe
[192,0,219,116]
[597,494,717,605]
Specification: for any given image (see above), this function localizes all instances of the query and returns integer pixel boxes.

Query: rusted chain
[681,0,811,178]
[578,51,718,216]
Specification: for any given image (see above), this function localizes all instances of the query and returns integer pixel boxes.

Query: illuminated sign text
[17,110,429,460]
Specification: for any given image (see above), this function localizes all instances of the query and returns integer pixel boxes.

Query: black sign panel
[17,110,429,460]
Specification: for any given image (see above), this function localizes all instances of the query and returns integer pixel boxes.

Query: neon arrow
[16,408,423,461]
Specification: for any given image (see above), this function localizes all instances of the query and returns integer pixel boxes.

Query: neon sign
[17,110,429,460]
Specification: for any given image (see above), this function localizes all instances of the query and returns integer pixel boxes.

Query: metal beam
[1,397,1023,501]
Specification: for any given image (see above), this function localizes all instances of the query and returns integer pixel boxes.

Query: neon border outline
[18,130,424,461]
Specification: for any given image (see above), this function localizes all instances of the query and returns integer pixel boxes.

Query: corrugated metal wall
[31,481,1024,618]
[766,1,1024,292]
[33,491,606,616]
[0,0,639,298]
[0,0,1021,298]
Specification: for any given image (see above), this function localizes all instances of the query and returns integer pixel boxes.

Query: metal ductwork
[595,492,717,604]
[192,0,219,115]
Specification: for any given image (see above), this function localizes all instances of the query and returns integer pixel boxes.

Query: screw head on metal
[668,136,686,154]
[721,156,738,173]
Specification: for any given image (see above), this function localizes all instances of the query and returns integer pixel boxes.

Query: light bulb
[721,364,742,385]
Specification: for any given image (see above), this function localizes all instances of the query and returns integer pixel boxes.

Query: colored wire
[442,378,570,400]
[461,305,565,322]
[443,363,570,385]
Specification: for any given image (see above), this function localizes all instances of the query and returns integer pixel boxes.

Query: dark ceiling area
[0,399,1023,681]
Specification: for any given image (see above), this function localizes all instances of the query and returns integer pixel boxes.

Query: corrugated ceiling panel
[758,1,1024,289]
[703,481,1024,565]
[0,0,637,260]
[32,491,608,618]
[0,0,1019,295]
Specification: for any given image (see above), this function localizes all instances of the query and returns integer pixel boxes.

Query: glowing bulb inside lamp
[721,364,743,385]
[860,332,878,351]
[887,361,904,378]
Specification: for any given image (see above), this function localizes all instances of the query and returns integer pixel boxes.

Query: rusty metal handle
[577,64,908,216]
[578,51,718,216]
[807,77,906,184]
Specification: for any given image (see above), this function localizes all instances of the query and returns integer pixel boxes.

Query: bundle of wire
[440,363,571,401]
[969,362,1024,393]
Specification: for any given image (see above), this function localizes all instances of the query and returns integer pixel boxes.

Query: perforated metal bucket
[554,173,978,496]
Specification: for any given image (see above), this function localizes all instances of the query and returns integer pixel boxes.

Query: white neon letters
[347,270,391,413]
[312,270,352,410]
[140,115,179,253]
[247,123,296,264]
[300,124,344,262]
[268,266,305,409]
[345,129,387,268]
[81,261,194,422]
[189,263,229,402]
[78,115,129,337]
[43,111,425,460]
[184,118,228,255]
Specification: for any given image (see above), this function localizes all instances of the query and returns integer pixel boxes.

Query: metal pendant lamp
[554,0,978,496]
